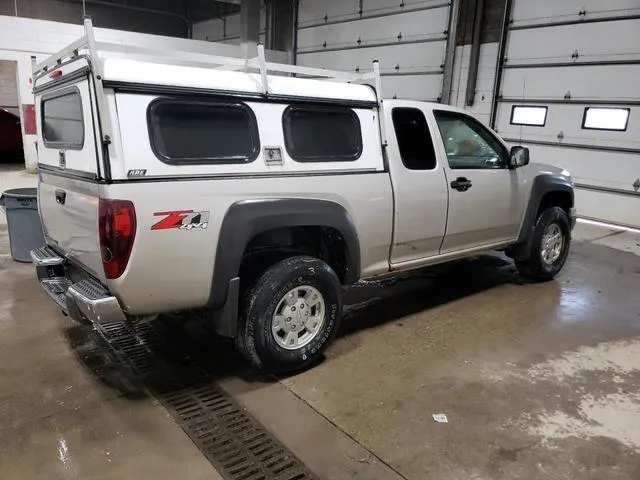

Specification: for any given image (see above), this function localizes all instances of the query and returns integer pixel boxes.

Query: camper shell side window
[147,97,260,165]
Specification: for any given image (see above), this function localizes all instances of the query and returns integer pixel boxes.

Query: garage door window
[582,107,630,132]
[510,106,548,127]
[392,107,436,170]
[41,88,84,149]
[148,99,260,164]
[283,105,362,162]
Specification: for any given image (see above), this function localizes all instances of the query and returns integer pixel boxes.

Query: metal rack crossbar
[32,17,387,148]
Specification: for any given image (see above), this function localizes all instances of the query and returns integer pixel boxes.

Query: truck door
[430,109,524,254]
[387,105,449,265]
[35,77,104,280]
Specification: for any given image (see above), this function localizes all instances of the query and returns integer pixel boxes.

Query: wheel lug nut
[291,306,296,312]
[286,317,291,322]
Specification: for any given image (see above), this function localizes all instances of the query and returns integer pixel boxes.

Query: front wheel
[515,206,571,281]
[237,256,343,374]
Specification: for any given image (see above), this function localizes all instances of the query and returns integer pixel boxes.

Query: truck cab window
[434,111,508,169]
[392,107,436,170]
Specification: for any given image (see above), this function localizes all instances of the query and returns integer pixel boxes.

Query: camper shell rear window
[41,87,85,149]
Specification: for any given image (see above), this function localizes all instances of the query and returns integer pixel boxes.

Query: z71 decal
[151,210,210,231]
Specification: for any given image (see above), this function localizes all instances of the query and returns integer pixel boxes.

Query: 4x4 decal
[151,210,210,231]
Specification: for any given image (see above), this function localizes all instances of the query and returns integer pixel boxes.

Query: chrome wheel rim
[272,286,326,350]
[541,223,564,265]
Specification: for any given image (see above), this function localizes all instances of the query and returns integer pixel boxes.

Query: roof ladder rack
[33,17,386,148]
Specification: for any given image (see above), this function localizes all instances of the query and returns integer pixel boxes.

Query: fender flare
[509,174,574,259]
[208,198,361,310]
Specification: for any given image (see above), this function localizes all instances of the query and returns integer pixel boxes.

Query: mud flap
[211,277,240,338]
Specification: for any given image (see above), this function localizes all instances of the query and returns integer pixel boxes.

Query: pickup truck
[30,22,575,373]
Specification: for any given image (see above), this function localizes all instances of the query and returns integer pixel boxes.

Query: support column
[265,0,295,62]
[240,0,261,57]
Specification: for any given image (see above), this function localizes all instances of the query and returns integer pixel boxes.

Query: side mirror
[510,146,530,168]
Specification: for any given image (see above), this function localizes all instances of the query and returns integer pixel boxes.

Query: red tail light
[99,199,136,279]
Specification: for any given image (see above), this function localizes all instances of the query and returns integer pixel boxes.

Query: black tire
[237,255,343,374]
[515,206,571,281]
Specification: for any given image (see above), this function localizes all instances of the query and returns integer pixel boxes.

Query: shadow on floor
[62,253,522,397]
[340,253,519,337]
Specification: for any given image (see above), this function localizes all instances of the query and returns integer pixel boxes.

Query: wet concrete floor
[283,238,640,479]
[0,221,639,479]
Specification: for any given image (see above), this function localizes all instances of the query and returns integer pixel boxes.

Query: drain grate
[93,321,316,480]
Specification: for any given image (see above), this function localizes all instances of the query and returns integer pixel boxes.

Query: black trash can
[0,188,46,262]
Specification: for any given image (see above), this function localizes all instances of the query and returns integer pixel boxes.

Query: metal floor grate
[94,321,316,480]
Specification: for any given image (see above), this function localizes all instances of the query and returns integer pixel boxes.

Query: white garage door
[296,0,452,101]
[492,0,640,228]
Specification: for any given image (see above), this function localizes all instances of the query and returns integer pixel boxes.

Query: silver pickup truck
[30,22,575,373]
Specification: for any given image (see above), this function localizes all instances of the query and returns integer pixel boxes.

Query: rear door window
[282,105,362,162]
[42,88,84,149]
[147,99,260,164]
[392,107,437,170]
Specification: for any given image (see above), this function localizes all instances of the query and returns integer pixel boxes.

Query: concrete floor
[1,173,639,479]
[282,238,640,479]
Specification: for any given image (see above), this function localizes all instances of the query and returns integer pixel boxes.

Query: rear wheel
[237,255,342,374]
[515,206,571,281]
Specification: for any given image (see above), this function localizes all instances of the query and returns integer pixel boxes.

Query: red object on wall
[22,104,36,135]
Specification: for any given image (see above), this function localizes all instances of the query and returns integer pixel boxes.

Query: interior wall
[0,0,188,38]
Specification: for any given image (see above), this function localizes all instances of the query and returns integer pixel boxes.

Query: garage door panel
[381,74,443,100]
[364,0,446,16]
[297,41,446,73]
[575,188,640,228]
[298,0,447,28]
[496,103,640,149]
[501,65,640,100]
[511,0,640,27]
[495,1,640,228]
[297,8,448,52]
[298,0,359,27]
[516,144,639,194]
[506,20,640,64]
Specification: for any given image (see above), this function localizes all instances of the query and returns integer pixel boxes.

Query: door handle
[451,177,472,192]
[55,189,66,205]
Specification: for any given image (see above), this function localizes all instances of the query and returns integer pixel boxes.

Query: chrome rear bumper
[31,246,126,325]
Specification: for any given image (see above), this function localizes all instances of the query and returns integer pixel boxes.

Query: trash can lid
[2,188,38,198]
